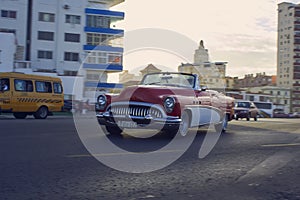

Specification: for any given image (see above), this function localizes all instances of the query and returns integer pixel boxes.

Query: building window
[37,50,53,59]
[86,51,107,64]
[86,15,110,28]
[1,10,17,19]
[38,12,55,22]
[108,53,122,64]
[64,33,80,42]
[64,52,79,61]
[64,71,78,76]
[38,31,54,41]
[65,15,80,24]
[86,33,109,45]
[86,73,100,80]
[0,28,16,34]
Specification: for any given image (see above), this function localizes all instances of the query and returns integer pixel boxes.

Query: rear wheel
[13,112,27,119]
[215,114,228,133]
[34,106,48,119]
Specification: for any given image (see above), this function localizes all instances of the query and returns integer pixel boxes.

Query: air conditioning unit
[63,4,70,9]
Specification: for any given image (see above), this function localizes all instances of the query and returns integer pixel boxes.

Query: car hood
[111,85,195,103]
[234,107,249,111]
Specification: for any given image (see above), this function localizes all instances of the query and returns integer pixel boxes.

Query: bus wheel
[34,106,48,119]
[13,112,27,119]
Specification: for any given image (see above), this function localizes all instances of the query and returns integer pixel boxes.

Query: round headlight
[164,97,175,113]
[97,95,107,107]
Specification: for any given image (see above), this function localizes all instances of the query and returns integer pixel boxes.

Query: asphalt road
[0,114,300,200]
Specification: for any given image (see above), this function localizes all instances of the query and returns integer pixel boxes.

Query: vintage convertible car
[95,72,235,137]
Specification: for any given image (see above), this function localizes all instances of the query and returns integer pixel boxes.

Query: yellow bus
[0,72,64,119]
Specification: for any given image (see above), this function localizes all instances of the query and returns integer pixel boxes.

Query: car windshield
[141,73,195,88]
[236,102,251,108]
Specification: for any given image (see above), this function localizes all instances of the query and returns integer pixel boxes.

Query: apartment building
[277,2,300,112]
[234,73,276,89]
[0,0,125,100]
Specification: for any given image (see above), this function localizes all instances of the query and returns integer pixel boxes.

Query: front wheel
[34,106,48,119]
[13,112,27,119]
[178,111,190,137]
[105,126,123,137]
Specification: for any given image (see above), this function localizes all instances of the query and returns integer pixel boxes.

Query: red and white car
[95,72,235,137]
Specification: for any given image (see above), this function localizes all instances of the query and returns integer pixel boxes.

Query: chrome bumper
[96,111,181,130]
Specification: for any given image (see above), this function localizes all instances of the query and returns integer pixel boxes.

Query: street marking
[66,149,183,158]
[236,151,295,183]
[262,143,300,147]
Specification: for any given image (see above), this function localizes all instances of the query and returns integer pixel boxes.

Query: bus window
[0,78,9,91]
[36,81,52,93]
[53,82,63,94]
[14,79,33,92]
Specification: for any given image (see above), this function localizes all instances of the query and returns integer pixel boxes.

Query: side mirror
[201,86,207,91]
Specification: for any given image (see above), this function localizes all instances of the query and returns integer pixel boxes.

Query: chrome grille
[109,105,163,118]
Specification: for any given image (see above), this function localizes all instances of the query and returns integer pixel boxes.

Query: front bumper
[234,110,249,118]
[96,111,181,130]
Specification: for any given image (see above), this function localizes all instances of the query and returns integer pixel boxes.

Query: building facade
[0,0,125,101]
[119,64,162,87]
[178,40,227,90]
[277,2,300,112]
[234,73,276,89]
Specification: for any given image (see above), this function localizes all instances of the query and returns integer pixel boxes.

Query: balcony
[83,45,123,53]
[82,63,123,72]
[85,8,124,19]
[85,81,123,89]
[294,56,300,59]
[293,62,300,65]
[84,27,124,35]
[87,0,124,8]
[294,49,300,52]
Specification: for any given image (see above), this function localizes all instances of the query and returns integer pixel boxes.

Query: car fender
[184,105,223,127]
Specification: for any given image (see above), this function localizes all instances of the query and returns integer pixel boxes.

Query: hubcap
[179,112,189,136]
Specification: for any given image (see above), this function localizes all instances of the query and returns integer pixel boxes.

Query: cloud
[113,0,279,77]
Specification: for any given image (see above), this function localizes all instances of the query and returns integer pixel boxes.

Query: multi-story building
[119,64,162,87]
[277,2,300,112]
[178,40,227,90]
[234,73,276,89]
[0,0,125,101]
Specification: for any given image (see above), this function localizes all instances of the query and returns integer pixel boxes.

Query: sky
[111,0,300,78]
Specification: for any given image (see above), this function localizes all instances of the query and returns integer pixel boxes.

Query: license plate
[117,121,138,128]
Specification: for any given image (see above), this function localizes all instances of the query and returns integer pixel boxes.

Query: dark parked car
[234,101,259,121]
[273,109,290,118]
